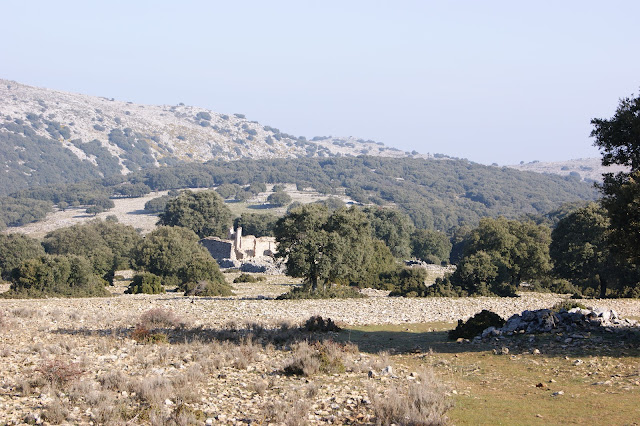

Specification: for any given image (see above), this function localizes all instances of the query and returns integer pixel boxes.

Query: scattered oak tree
[0,234,45,280]
[133,226,231,296]
[274,205,396,294]
[4,255,109,298]
[267,191,292,207]
[158,190,232,238]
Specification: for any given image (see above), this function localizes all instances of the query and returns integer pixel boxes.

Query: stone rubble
[480,306,639,340]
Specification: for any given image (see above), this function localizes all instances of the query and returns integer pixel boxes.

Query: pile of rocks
[481,307,639,339]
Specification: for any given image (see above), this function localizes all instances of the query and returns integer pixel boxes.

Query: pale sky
[1,1,639,165]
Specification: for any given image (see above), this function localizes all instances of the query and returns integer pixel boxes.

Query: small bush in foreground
[125,272,164,294]
[368,368,451,426]
[131,325,168,344]
[37,359,83,387]
[139,307,184,329]
[283,341,355,376]
[449,310,505,340]
[277,285,364,300]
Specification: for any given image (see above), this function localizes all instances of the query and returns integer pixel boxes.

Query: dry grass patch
[368,368,452,426]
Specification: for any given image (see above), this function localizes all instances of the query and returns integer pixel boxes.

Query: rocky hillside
[507,158,628,182]
[0,79,422,194]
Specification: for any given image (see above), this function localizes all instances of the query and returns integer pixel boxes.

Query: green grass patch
[338,322,640,424]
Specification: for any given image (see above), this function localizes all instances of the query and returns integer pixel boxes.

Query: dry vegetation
[1,275,639,424]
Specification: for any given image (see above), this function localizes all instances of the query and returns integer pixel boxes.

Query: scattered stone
[551,391,564,397]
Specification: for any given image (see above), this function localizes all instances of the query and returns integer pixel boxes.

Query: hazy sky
[2,1,639,165]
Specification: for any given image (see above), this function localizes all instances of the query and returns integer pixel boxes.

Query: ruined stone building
[200,227,277,263]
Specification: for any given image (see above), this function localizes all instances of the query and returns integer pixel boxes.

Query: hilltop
[507,158,627,182]
[0,79,421,195]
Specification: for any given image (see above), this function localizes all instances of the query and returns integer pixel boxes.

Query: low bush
[233,273,266,283]
[37,359,84,387]
[303,315,341,332]
[183,280,233,297]
[551,300,587,312]
[126,272,164,294]
[277,285,364,300]
[448,310,505,340]
[283,341,354,376]
[368,368,451,426]
[138,308,184,329]
[131,325,168,344]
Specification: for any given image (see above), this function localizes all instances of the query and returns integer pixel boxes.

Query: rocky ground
[1,278,639,425]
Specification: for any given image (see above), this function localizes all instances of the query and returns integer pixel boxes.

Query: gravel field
[2,280,640,425]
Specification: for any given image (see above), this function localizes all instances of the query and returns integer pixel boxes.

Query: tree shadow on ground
[335,324,640,359]
[126,209,154,215]
[51,321,640,359]
[246,204,274,210]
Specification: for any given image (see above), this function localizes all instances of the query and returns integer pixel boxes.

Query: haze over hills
[0,79,600,233]
[507,158,628,182]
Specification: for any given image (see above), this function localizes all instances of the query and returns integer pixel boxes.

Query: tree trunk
[599,276,607,298]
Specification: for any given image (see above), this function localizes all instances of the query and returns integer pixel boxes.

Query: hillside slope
[0,79,418,195]
[507,158,627,182]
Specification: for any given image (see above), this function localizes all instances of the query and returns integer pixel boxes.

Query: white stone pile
[481,307,639,339]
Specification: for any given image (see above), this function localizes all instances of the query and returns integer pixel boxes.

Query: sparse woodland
[1,86,640,425]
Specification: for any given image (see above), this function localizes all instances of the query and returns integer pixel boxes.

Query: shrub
[126,272,165,294]
[368,368,451,426]
[283,341,351,376]
[551,300,587,312]
[184,280,233,297]
[37,359,83,387]
[138,308,183,329]
[233,273,266,283]
[423,277,467,297]
[131,325,168,344]
[303,315,341,332]
[448,310,505,340]
[277,285,364,300]
[384,268,429,295]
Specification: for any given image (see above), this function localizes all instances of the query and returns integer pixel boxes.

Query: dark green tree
[0,234,45,279]
[267,191,292,207]
[215,183,241,199]
[274,205,394,292]
[42,220,141,280]
[592,92,640,264]
[550,203,636,297]
[463,217,551,286]
[363,207,414,259]
[126,272,164,294]
[158,190,232,238]
[233,213,278,237]
[133,226,231,295]
[410,228,452,264]
[5,255,108,298]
